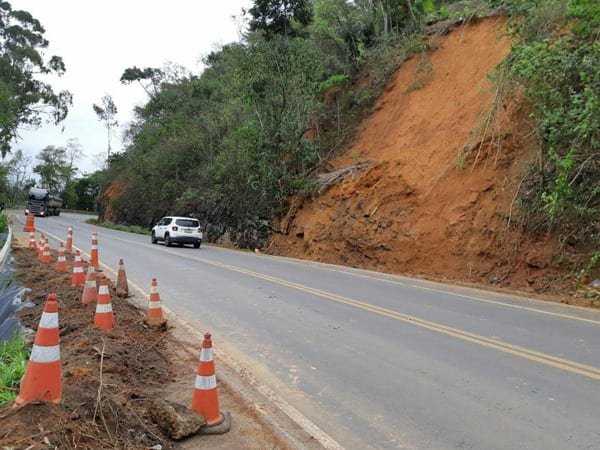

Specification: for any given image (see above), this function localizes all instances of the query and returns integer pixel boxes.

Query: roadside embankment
[0,232,314,449]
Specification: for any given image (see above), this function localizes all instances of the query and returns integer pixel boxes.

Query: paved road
[17,212,600,449]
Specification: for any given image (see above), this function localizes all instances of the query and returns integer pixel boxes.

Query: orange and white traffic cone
[65,226,73,254]
[191,333,230,432]
[28,232,37,250]
[81,265,97,304]
[90,232,99,269]
[115,259,129,298]
[14,293,61,406]
[146,278,165,326]
[41,239,51,264]
[56,242,68,272]
[23,211,35,232]
[94,276,115,330]
[37,234,45,260]
[71,250,86,287]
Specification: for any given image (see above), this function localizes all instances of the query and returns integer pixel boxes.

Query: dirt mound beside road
[269,17,580,299]
[0,245,296,449]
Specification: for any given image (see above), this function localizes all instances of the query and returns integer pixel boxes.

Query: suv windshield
[175,219,199,228]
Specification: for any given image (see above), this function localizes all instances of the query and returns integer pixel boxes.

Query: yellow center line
[29,216,600,382]
[188,259,600,381]
[248,252,600,325]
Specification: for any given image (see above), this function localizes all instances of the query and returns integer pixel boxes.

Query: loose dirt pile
[269,17,594,304]
[0,245,293,449]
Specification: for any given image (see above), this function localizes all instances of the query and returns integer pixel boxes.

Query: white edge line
[34,222,345,450]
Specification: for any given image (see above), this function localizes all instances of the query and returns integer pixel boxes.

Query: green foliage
[503,0,600,242]
[574,250,600,288]
[70,173,100,211]
[319,74,349,92]
[86,219,150,235]
[0,1,72,156]
[540,150,575,218]
[33,145,70,192]
[0,214,8,233]
[97,0,433,247]
[248,0,313,38]
[0,334,28,406]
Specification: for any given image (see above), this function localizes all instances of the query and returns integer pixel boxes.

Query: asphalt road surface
[17,212,600,449]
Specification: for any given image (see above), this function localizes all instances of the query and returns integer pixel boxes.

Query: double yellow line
[28,216,600,382]
[185,257,600,382]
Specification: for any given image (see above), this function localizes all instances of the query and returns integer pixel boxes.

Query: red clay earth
[268,17,599,307]
[0,244,294,449]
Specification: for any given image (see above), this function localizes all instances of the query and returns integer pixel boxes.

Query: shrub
[0,214,8,233]
[0,334,29,406]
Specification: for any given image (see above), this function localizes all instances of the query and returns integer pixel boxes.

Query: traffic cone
[115,259,129,298]
[37,234,45,260]
[65,226,73,254]
[56,242,68,272]
[191,333,230,432]
[81,265,97,304]
[71,250,86,287]
[41,238,51,264]
[146,278,165,326]
[23,211,35,232]
[28,232,37,250]
[14,293,61,406]
[90,232,99,269]
[94,276,115,330]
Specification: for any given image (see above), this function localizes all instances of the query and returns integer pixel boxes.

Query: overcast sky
[8,0,251,174]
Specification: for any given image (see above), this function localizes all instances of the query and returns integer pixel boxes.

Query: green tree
[3,149,32,205]
[248,0,313,38]
[0,1,72,156]
[120,66,164,98]
[33,145,69,192]
[93,95,118,161]
[96,0,431,248]
[72,172,100,211]
[502,0,600,243]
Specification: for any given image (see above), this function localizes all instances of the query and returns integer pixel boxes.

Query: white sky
[7,0,251,175]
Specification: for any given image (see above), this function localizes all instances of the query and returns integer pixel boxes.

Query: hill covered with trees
[91,0,600,294]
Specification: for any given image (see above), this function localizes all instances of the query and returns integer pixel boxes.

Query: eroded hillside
[268,17,568,297]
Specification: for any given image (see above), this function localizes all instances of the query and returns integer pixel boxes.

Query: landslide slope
[268,17,547,292]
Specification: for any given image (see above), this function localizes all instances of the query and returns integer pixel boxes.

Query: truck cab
[26,188,62,216]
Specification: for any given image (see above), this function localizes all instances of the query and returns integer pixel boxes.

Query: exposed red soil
[0,244,294,449]
[268,17,599,306]
[99,175,127,223]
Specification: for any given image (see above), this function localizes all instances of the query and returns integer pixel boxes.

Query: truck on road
[25,188,62,217]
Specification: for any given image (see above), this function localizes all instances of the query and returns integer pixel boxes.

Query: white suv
[151,216,203,248]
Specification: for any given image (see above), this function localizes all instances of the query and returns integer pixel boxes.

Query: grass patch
[0,214,8,233]
[0,334,29,406]
[86,219,150,236]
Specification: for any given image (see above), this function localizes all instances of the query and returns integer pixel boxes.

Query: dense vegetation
[98,0,453,246]
[2,0,597,267]
[500,0,599,256]
[0,334,28,406]
[0,1,94,211]
[0,1,71,156]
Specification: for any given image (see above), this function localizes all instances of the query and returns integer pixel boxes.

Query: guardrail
[0,225,31,342]
[0,224,12,272]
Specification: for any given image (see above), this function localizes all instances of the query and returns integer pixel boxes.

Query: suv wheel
[193,241,201,249]
[151,232,157,244]
[164,233,172,247]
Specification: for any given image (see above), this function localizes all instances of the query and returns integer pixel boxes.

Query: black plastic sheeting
[0,248,32,343]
